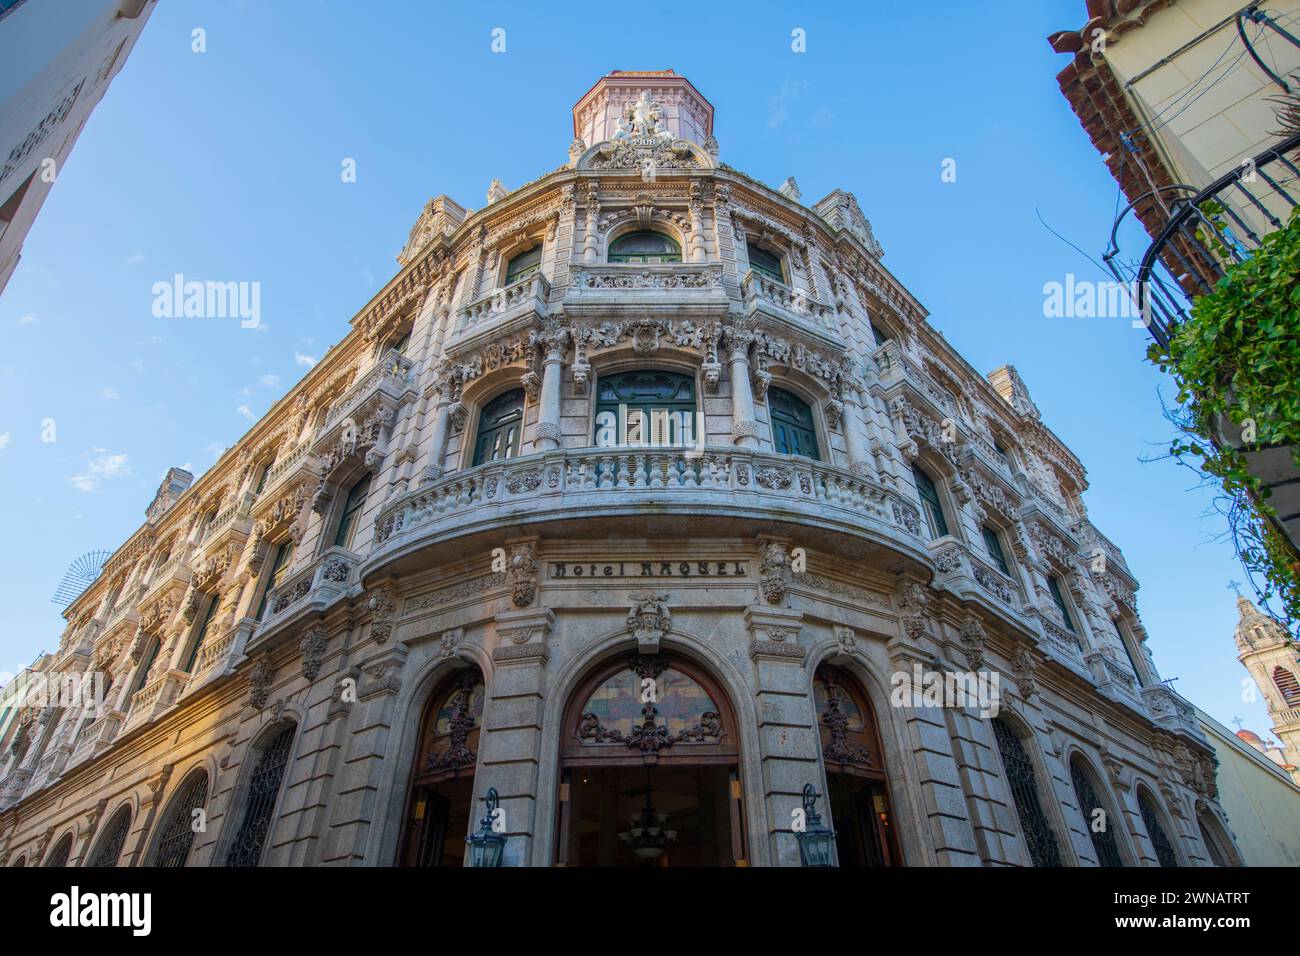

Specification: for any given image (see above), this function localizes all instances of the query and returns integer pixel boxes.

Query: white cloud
[205,442,228,460]
[89,453,131,478]
[130,356,144,370]
[0,432,10,450]
[236,404,255,420]
[101,386,120,400]
[125,251,147,266]
[767,79,807,130]
[69,452,131,492]
[258,373,280,388]
[18,314,37,325]
[294,351,317,368]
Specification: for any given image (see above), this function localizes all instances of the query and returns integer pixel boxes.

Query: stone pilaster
[477,607,552,865]
[319,644,407,864]
[743,605,816,866]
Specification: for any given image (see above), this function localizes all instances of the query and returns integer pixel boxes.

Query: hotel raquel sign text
[551,560,749,579]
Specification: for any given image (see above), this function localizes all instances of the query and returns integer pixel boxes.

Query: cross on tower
[1228,580,1244,596]
[1231,716,1245,731]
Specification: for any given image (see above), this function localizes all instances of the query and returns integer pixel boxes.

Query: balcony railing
[374,446,916,556]
[740,270,837,336]
[1106,132,1300,554]
[455,273,550,336]
[1105,132,1300,350]
[564,263,728,317]
[319,349,413,437]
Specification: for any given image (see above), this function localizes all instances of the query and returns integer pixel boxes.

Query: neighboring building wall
[0,72,1236,868]
[0,0,155,293]
[1198,708,1300,865]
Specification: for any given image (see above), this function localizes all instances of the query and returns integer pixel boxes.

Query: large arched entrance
[396,667,485,867]
[556,652,746,867]
[813,664,902,866]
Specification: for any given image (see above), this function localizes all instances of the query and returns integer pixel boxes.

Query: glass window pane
[594,371,696,448]
[912,465,949,538]
[746,242,784,283]
[505,246,542,284]
[982,526,1010,575]
[608,231,681,263]
[472,389,525,465]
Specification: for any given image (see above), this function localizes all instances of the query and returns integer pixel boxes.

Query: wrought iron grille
[42,834,72,868]
[992,719,1062,867]
[152,772,209,867]
[1139,794,1179,867]
[1069,759,1124,867]
[88,807,132,867]
[225,725,295,867]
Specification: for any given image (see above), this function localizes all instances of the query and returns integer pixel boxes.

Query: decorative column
[535,327,569,452]
[841,387,873,476]
[424,381,452,479]
[688,182,707,262]
[582,182,601,264]
[727,329,759,449]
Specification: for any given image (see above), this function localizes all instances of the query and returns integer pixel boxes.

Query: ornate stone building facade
[0,71,1239,867]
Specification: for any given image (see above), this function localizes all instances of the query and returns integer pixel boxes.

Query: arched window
[1273,666,1300,706]
[251,461,272,496]
[225,723,297,867]
[10,855,25,867]
[387,328,412,355]
[608,231,681,263]
[150,770,209,867]
[991,718,1062,867]
[88,806,133,867]
[1069,755,1124,867]
[813,665,901,866]
[504,246,542,285]
[398,669,486,867]
[1197,812,1236,867]
[1046,575,1078,636]
[43,833,73,867]
[1112,618,1147,686]
[471,388,525,466]
[1138,789,1179,867]
[911,465,950,539]
[594,371,696,448]
[256,541,295,621]
[129,636,162,702]
[558,654,745,867]
[981,525,1011,576]
[333,472,372,549]
[182,594,220,673]
[769,388,820,460]
[746,241,784,283]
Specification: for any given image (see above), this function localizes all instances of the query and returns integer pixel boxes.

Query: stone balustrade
[318,348,413,437]
[740,270,837,335]
[565,263,728,317]
[256,548,359,634]
[456,272,549,335]
[374,445,920,558]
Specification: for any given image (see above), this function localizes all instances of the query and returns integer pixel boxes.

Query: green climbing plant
[1148,204,1300,635]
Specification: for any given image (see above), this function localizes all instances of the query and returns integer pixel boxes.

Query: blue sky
[0,0,1275,737]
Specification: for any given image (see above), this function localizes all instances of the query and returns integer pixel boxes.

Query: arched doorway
[557,652,746,867]
[813,664,902,866]
[397,667,484,867]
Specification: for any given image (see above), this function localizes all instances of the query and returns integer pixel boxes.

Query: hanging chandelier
[619,772,678,861]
